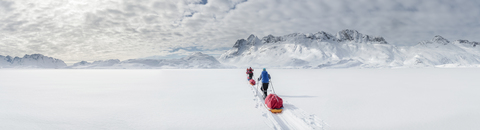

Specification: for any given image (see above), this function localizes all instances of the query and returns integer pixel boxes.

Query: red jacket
[246,68,254,74]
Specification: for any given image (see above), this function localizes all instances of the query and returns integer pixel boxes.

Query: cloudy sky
[1,0,479,63]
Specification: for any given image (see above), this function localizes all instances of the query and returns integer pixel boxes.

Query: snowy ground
[1,69,480,130]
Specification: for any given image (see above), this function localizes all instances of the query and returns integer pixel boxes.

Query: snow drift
[219,29,480,68]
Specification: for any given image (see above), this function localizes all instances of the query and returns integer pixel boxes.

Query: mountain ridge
[0,54,67,68]
[67,52,227,69]
[219,29,480,68]
[2,29,480,69]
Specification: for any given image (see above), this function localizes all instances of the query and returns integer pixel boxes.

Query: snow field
[1,69,480,130]
[247,75,325,130]
[0,70,268,130]
[271,68,480,130]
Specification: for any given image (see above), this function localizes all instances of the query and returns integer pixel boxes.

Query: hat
[263,68,266,71]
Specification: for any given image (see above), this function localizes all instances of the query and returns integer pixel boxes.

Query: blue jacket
[259,70,271,83]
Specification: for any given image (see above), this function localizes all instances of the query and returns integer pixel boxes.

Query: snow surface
[0,69,268,129]
[1,69,479,129]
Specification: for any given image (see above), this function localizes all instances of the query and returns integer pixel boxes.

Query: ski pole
[270,79,276,94]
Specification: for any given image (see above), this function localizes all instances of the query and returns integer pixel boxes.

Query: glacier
[219,29,480,68]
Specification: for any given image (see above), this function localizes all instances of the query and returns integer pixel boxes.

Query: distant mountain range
[67,52,227,69]
[219,29,480,68]
[0,54,66,68]
[0,52,226,69]
[2,29,480,69]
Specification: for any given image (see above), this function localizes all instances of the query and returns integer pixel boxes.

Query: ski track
[248,79,326,130]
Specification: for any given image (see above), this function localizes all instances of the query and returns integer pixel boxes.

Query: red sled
[265,94,283,109]
[249,79,256,85]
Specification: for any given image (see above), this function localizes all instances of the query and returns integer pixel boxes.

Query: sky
[0,0,479,63]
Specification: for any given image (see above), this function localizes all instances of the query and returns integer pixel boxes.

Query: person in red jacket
[246,67,254,79]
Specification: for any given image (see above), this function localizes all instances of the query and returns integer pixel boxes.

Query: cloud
[0,0,479,61]
[0,0,13,13]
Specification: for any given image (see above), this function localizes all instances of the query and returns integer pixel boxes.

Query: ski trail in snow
[249,82,326,130]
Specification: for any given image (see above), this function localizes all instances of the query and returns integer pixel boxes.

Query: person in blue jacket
[258,68,271,99]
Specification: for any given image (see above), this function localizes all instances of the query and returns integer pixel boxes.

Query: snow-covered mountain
[219,29,480,68]
[68,52,227,69]
[401,35,480,68]
[69,59,121,69]
[3,30,480,69]
[0,54,67,68]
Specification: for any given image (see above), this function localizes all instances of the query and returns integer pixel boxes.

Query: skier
[246,67,254,79]
[258,68,271,99]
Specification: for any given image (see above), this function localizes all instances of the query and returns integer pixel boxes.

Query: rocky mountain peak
[0,54,66,68]
[419,35,450,45]
[336,29,361,41]
[262,34,283,43]
[247,34,257,40]
[432,35,450,45]
[311,31,335,41]
[5,55,13,62]
[335,29,387,44]
[232,39,247,48]
[73,61,90,66]
[23,54,45,59]
[454,39,479,47]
